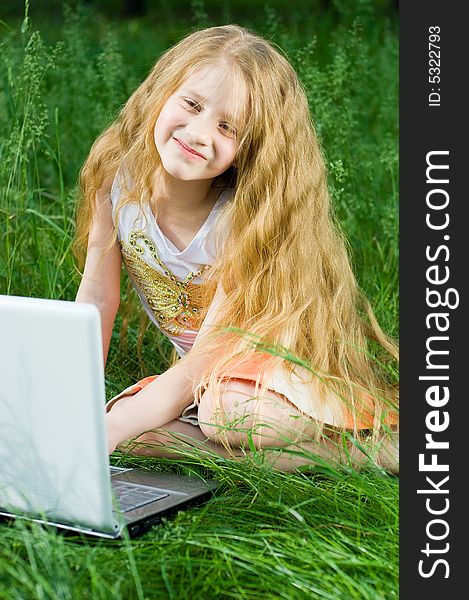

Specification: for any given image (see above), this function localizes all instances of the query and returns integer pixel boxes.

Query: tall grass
[0,1,398,597]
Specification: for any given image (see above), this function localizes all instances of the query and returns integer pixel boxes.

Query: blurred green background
[3,0,398,22]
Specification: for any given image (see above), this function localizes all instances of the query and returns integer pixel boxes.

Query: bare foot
[374,432,399,475]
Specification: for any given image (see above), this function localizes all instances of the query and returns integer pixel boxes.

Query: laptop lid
[0,295,119,537]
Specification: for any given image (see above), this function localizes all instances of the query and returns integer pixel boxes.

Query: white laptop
[0,294,217,539]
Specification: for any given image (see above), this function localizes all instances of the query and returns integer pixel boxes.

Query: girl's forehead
[180,64,231,92]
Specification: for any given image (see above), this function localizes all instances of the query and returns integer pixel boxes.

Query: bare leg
[107,377,398,473]
[250,431,399,474]
[114,406,398,475]
[195,380,399,474]
[116,418,244,459]
[118,419,398,474]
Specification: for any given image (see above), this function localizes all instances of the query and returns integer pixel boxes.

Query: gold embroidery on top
[121,229,216,335]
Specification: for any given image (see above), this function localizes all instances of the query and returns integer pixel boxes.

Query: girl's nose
[185,117,212,147]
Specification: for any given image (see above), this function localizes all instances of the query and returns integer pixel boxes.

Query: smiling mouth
[173,138,206,160]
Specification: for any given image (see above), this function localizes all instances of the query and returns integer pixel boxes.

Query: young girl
[74,24,399,473]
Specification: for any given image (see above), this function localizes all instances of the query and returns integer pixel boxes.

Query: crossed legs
[115,379,399,474]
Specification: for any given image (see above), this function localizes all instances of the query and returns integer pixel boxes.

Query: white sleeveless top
[110,172,232,357]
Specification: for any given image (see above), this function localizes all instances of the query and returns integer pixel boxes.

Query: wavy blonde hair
[74,24,398,444]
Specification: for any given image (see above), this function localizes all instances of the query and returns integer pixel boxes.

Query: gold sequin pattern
[121,230,217,335]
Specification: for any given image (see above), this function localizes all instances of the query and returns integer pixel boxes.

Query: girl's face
[154,64,244,182]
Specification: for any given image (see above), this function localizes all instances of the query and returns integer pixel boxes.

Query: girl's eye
[184,99,200,111]
[220,123,237,137]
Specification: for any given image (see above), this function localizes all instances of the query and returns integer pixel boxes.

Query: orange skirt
[106,352,398,431]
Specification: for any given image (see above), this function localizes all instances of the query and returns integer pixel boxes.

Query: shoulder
[109,163,135,208]
[91,169,119,214]
[109,168,123,208]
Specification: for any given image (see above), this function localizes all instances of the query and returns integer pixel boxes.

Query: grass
[0,1,398,598]
[1,458,398,599]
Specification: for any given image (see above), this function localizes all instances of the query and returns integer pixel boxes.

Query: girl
[74,25,399,473]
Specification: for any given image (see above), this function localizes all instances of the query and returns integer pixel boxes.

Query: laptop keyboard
[112,480,169,513]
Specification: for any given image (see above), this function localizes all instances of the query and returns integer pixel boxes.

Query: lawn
[0,1,398,597]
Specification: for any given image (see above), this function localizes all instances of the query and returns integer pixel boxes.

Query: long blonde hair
[74,24,398,440]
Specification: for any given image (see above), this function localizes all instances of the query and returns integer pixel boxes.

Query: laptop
[0,294,218,539]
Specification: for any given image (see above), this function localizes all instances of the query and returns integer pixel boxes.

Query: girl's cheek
[172,105,187,119]
[225,140,238,162]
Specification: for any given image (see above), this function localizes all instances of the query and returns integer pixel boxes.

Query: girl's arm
[75,173,121,366]
[106,282,227,452]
